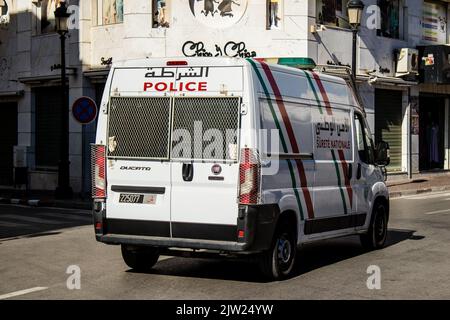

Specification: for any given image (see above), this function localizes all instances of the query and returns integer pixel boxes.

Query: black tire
[121,245,160,271]
[259,218,297,281]
[360,202,388,250]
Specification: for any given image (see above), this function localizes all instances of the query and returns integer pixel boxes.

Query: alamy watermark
[366,265,381,290]
[66,265,81,290]
[35,4,387,32]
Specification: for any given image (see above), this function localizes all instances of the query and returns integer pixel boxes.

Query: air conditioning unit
[396,48,419,77]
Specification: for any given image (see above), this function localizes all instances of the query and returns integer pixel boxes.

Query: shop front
[375,89,404,172]
[0,101,17,186]
[419,94,447,171]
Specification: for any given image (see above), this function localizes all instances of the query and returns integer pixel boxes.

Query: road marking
[0,287,48,300]
[424,209,450,215]
[1,215,63,225]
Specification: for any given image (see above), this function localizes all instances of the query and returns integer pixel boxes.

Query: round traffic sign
[72,96,98,125]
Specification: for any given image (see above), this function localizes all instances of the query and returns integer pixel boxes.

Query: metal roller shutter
[375,89,403,172]
[0,103,17,185]
[35,87,63,168]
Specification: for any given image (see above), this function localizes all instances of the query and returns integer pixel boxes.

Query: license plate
[119,193,143,203]
[119,193,157,204]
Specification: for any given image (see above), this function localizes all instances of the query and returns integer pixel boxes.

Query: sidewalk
[387,171,450,198]
[0,188,91,210]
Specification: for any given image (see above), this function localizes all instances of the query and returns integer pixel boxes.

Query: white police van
[92,57,390,280]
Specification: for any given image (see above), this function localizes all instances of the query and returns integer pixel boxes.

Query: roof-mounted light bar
[256,57,317,70]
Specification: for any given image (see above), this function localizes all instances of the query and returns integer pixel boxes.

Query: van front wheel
[259,219,297,281]
[360,202,388,250]
[121,245,160,271]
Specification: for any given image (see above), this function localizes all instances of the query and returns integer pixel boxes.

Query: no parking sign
[72,97,98,125]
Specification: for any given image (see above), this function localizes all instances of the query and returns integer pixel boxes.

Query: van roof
[112,57,248,68]
[112,57,348,84]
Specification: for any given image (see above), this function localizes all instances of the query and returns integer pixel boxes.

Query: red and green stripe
[303,71,324,115]
[258,60,315,220]
[306,70,354,211]
[331,149,348,214]
[337,149,353,208]
[311,71,333,115]
[248,58,306,221]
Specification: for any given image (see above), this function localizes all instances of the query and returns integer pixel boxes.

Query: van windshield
[107,96,240,162]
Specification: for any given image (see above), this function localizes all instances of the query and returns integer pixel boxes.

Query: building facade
[1,0,450,193]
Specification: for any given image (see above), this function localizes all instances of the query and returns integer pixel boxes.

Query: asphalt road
[0,191,449,299]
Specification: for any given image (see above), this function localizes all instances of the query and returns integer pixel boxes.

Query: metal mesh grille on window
[107,97,171,159]
[172,97,240,161]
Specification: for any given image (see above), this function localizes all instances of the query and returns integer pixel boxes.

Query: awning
[18,75,65,85]
[0,90,24,97]
[357,75,418,87]
[83,68,110,83]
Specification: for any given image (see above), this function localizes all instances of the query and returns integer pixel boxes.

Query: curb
[0,197,91,210]
[389,185,450,198]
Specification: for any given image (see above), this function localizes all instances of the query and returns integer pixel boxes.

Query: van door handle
[357,163,362,180]
[182,163,194,182]
[347,163,353,180]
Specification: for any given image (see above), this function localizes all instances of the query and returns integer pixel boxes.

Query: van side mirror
[375,141,390,166]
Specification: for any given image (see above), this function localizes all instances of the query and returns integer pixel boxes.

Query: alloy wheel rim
[277,235,292,265]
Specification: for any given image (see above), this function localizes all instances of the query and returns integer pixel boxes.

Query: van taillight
[239,148,261,205]
[91,144,106,199]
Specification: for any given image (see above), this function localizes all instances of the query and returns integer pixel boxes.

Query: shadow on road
[0,205,92,241]
[129,228,423,283]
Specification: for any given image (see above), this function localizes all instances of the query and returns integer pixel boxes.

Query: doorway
[419,95,446,171]
[0,102,18,186]
[375,89,403,172]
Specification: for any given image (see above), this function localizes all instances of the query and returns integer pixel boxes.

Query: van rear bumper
[99,234,249,252]
[93,203,280,253]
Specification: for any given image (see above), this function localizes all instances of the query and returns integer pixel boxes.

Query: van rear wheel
[259,219,297,281]
[121,245,160,271]
[360,202,388,250]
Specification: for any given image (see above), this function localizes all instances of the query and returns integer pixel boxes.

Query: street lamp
[54,1,73,199]
[347,0,364,78]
